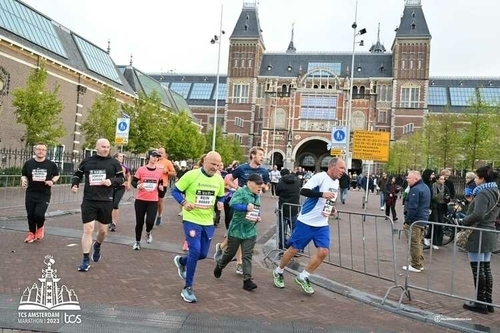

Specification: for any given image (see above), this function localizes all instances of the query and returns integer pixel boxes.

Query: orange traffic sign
[352,131,390,162]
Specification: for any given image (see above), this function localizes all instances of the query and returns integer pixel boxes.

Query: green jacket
[228,187,261,239]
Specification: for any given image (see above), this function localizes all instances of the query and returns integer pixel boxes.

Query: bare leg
[112,209,119,224]
[278,246,300,269]
[304,248,328,273]
[96,222,108,244]
[82,221,95,253]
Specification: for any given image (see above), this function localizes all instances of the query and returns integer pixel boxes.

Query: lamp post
[345,0,366,170]
[210,4,224,151]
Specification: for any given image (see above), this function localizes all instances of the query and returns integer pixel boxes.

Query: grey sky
[22,0,499,77]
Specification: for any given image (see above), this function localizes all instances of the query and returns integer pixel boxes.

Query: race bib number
[194,190,215,209]
[32,169,47,182]
[89,170,106,186]
[245,206,260,222]
[142,179,157,192]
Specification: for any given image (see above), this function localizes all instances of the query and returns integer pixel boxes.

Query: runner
[214,146,270,274]
[110,152,131,232]
[171,151,225,303]
[71,138,124,272]
[272,157,345,294]
[155,147,176,226]
[131,150,163,250]
[21,143,59,243]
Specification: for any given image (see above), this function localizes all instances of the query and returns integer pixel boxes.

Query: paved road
[0,187,495,332]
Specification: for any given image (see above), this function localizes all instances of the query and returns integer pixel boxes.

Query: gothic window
[401,87,420,108]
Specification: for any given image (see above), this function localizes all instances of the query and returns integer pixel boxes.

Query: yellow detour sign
[353,131,390,162]
[114,137,128,145]
[330,148,344,156]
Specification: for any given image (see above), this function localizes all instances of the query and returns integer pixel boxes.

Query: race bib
[194,190,215,209]
[245,206,260,222]
[32,169,47,182]
[142,179,157,192]
[89,169,106,186]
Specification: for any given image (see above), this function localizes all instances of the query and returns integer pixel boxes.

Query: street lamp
[210,4,225,151]
[345,0,366,170]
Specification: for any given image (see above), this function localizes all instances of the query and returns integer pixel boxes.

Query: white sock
[275,267,284,274]
[299,270,310,280]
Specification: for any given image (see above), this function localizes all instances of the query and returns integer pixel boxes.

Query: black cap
[148,150,161,158]
[280,168,290,176]
[248,173,264,185]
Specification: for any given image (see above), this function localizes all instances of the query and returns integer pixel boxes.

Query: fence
[0,147,145,174]
[264,204,405,304]
[0,175,137,210]
[400,221,499,311]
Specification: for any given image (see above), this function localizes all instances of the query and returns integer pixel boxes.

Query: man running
[21,143,59,243]
[272,158,346,294]
[172,151,225,303]
[71,138,124,272]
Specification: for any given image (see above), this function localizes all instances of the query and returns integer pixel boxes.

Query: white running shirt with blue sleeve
[297,172,339,227]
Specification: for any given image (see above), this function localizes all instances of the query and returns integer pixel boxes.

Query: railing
[265,205,405,303]
[399,221,499,311]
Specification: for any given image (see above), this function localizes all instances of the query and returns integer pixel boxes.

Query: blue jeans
[379,192,385,208]
[340,188,348,203]
[179,221,215,288]
[468,252,492,262]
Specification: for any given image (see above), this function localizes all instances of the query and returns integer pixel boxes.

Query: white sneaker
[432,245,439,250]
[132,242,141,250]
[146,232,153,244]
[380,207,384,211]
[424,238,430,246]
[213,243,223,262]
[402,265,422,272]
[178,211,182,216]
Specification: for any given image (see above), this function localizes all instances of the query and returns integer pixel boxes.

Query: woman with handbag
[461,166,500,314]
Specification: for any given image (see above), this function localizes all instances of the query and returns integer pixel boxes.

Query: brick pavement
[0,192,453,332]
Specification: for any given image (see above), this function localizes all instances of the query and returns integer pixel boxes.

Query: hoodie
[276,171,301,219]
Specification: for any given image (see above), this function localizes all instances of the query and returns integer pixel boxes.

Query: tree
[163,111,205,160]
[424,109,461,169]
[204,126,246,165]
[80,86,120,149]
[125,91,169,154]
[12,63,65,147]
[460,100,500,169]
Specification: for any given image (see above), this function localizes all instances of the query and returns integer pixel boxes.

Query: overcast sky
[21,0,499,77]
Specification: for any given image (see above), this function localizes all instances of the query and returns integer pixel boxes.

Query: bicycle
[441,200,466,246]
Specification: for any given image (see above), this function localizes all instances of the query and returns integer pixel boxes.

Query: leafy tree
[459,100,500,169]
[163,111,205,160]
[424,109,461,169]
[12,63,65,147]
[80,86,120,149]
[204,126,245,165]
[125,91,169,154]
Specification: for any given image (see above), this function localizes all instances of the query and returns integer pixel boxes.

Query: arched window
[359,86,365,95]
[352,85,358,95]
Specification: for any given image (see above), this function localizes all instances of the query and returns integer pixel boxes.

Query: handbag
[456,191,500,248]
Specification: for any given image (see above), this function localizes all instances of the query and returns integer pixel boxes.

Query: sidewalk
[0,193,450,333]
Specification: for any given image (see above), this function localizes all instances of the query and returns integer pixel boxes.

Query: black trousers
[271,183,278,196]
[25,192,50,233]
[223,199,233,230]
[134,199,158,241]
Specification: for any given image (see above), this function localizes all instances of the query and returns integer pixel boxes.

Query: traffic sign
[115,117,130,145]
[330,148,345,156]
[331,126,347,145]
[352,131,390,162]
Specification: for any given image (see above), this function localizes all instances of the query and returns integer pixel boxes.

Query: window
[359,86,365,95]
[479,88,500,104]
[418,52,424,70]
[300,96,337,120]
[428,87,448,106]
[235,117,244,128]
[234,134,243,144]
[401,87,420,108]
[401,53,408,70]
[307,62,341,76]
[215,83,227,100]
[248,59,252,68]
[170,82,192,98]
[74,35,121,84]
[352,86,358,95]
[241,59,245,67]
[189,83,214,99]
[208,116,224,127]
[449,87,476,106]
[232,84,249,103]
[377,110,387,123]
[377,84,393,101]
[234,59,238,67]
[403,123,415,134]
[273,108,287,129]
[257,83,264,98]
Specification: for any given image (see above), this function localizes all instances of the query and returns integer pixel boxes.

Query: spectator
[275,168,301,250]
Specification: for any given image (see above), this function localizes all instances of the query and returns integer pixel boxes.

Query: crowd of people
[18,140,499,313]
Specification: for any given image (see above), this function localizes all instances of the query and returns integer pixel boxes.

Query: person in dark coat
[385,176,399,221]
[461,166,500,314]
[339,173,350,204]
[275,168,301,250]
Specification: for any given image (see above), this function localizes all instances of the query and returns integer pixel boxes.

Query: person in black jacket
[339,173,350,204]
[71,138,124,272]
[275,168,301,250]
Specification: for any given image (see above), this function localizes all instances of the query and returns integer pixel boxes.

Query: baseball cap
[248,173,264,185]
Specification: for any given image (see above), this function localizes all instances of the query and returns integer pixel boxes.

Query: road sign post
[115,118,130,147]
[352,131,390,162]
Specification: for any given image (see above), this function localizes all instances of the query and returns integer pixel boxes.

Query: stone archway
[293,137,329,172]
